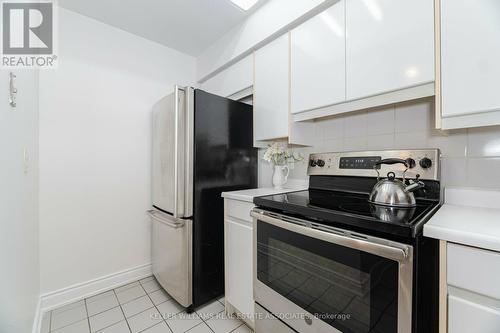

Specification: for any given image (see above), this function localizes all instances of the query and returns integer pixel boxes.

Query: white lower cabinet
[445,243,500,333]
[224,198,255,328]
[449,295,500,333]
[447,243,500,300]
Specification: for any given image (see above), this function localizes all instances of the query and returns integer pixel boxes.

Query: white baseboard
[39,263,152,314]
[31,297,42,333]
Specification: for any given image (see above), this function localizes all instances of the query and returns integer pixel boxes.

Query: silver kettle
[369,158,424,207]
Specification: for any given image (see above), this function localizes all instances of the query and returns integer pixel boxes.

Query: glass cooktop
[253,190,440,239]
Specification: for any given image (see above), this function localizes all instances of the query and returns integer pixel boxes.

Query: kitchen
[1,0,500,333]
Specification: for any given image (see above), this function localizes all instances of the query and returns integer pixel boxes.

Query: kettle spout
[405,181,425,193]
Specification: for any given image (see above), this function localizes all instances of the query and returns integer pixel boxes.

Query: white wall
[39,8,196,294]
[0,71,40,332]
[259,98,500,190]
[196,0,332,82]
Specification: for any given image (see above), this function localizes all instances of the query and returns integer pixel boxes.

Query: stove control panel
[308,149,440,181]
[339,156,381,169]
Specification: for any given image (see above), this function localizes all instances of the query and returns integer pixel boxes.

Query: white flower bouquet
[262,142,303,166]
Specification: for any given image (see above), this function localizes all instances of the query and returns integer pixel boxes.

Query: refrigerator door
[192,90,257,307]
[152,86,194,218]
[149,209,192,307]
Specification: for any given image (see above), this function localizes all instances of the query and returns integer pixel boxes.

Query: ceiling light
[230,0,259,11]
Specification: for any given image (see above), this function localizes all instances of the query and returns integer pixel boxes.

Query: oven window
[257,221,398,333]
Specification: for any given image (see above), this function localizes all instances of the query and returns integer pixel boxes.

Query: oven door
[252,209,413,333]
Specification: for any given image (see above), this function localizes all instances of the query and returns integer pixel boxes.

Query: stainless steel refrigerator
[148,86,257,310]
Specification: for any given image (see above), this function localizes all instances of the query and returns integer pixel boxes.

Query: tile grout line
[194,300,220,333]
[229,323,245,333]
[138,280,229,333]
[47,278,151,333]
[124,304,159,332]
[83,297,91,333]
[186,322,209,333]
[91,305,143,333]
[48,310,52,333]
[49,288,117,328]
[139,321,169,333]
[115,281,143,294]
[50,300,85,317]
[202,299,243,333]
[113,289,133,333]
[49,303,89,332]
[138,278,175,333]
[198,310,216,333]
[49,277,244,333]
[85,293,131,318]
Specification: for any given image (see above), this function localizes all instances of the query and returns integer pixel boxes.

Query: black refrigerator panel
[192,89,258,307]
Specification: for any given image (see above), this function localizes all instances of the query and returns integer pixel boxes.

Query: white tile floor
[40,276,252,333]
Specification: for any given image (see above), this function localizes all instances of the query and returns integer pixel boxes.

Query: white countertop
[424,187,500,252]
[221,187,306,203]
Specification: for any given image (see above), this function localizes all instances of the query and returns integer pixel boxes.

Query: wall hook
[9,72,17,107]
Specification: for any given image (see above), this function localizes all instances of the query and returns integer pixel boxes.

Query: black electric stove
[254,188,440,241]
[253,150,441,333]
[254,150,441,242]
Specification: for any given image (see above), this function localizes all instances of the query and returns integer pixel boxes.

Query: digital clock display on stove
[339,156,382,169]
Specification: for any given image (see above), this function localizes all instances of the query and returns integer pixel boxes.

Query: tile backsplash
[258,97,500,189]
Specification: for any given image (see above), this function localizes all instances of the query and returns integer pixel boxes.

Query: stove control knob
[310,159,317,167]
[317,159,325,167]
[405,158,416,169]
[419,157,432,169]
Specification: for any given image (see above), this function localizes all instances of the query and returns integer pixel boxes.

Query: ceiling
[59,0,262,56]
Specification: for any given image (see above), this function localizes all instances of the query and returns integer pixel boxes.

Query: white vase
[272,165,289,190]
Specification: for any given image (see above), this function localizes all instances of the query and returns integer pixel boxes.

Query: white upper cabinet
[254,34,289,142]
[200,55,253,98]
[290,0,346,114]
[345,0,435,100]
[439,0,500,129]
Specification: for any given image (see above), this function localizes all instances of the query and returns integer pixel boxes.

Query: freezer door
[152,86,194,218]
[149,209,192,307]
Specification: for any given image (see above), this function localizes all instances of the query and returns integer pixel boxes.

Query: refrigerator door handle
[184,87,194,218]
[147,210,185,229]
[173,85,187,218]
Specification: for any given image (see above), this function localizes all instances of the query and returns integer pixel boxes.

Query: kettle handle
[373,158,409,181]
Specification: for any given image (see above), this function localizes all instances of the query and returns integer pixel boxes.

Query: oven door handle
[251,210,410,262]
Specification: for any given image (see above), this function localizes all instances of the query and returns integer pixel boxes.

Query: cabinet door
[447,243,500,300]
[440,0,500,128]
[449,294,500,333]
[290,1,346,114]
[346,0,435,100]
[200,55,253,98]
[226,218,254,321]
[254,34,289,141]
